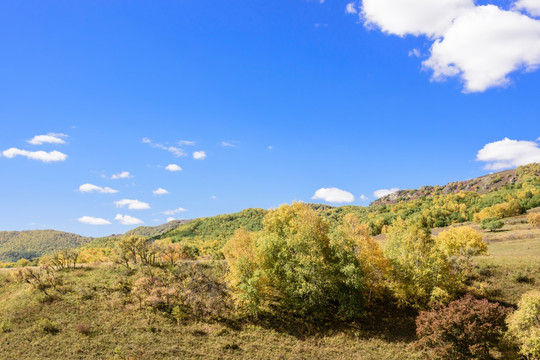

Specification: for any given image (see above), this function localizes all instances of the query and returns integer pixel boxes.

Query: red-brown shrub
[416,294,509,360]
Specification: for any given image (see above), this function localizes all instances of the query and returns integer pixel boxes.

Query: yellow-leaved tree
[435,226,487,281]
[332,213,388,304]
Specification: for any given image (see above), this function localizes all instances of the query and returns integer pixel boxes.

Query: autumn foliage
[416,295,509,360]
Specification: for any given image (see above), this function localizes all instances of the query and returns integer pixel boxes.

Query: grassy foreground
[0,213,538,359]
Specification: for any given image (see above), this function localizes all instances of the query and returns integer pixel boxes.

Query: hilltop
[371,164,540,205]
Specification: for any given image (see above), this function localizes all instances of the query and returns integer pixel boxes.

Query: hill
[124,219,192,238]
[371,164,539,205]
[0,230,93,262]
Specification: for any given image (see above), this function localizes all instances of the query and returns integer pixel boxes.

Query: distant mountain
[371,164,539,206]
[0,230,93,262]
[124,220,192,238]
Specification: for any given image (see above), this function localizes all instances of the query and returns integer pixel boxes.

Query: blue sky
[1,0,539,236]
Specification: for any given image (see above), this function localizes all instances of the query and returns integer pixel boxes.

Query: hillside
[1,209,539,359]
[124,219,192,238]
[0,230,93,262]
[372,164,540,205]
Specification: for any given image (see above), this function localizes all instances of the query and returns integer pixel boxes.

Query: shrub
[506,290,540,359]
[528,212,540,228]
[75,324,93,336]
[480,218,504,232]
[39,318,59,335]
[0,320,12,333]
[416,295,509,360]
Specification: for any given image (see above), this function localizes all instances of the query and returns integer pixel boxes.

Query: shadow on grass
[219,300,418,343]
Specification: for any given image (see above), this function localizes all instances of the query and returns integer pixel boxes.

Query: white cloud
[114,199,151,210]
[153,187,169,195]
[424,5,540,92]
[115,213,144,225]
[268,145,274,150]
[476,137,540,170]
[165,164,182,172]
[27,133,67,145]
[361,0,473,38]
[162,207,187,215]
[346,2,358,14]
[166,217,176,222]
[79,183,118,194]
[373,188,400,199]
[2,148,67,162]
[78,216,111,225]
[408,48,421,57]
[359,194,369,201]
[312,187,355,203]
[178,140,196,146]
[143,138,186,157]
[111,171,132,179]
[193,151,207,160]
[359,1,540,92]
[513,0,540,17]
[221,141,237,147]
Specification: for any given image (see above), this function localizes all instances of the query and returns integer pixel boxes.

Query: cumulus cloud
[79,183,118,194]
[346,2,358,14]
[476,137,540,170]
[153,187,169,195]
[373,188,400,199]
[142,138,186,157]
[361,0,473,38]
[162,207,187,215]
[359,0,540,92]
[114,199,151,210]
[27,133,67,145]
[312,187,355,203]
[513,0,540,17]
[359,194,369,201]
[193,151,207,160]
[78,216,111,225]
[111,171,132,179]
[115,213,144,225]
[2,148,67,162]
[165,164,182,172]
[424,5,540,92]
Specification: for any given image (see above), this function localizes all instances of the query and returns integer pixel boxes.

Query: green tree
[480,217,504,232]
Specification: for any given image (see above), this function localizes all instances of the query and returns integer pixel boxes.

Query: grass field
[1,211,538,359]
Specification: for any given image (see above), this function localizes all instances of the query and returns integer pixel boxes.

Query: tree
[416,295,509,360]
[332,213,388,304]
[384,217,458,308]
[506,290,540,359]
[480,217,504,232]
[223,203,366,319]
[435,226,487,280]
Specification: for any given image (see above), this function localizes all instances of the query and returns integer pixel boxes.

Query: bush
[480,217,504,232]
[506,290,540,359]
[528,212,540,228]
[39,318,59,335]
[416,295,509,360]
